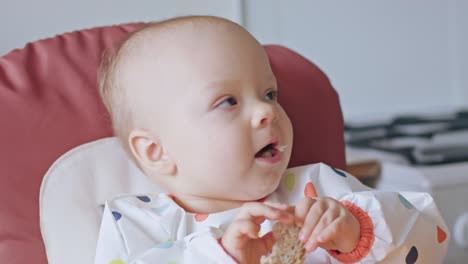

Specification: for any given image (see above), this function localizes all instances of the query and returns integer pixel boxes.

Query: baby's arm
[338,189,448,263]
[283,163,449,263]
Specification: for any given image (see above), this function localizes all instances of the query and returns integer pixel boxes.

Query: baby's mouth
[255,143,277,158]
[255,143,287,158]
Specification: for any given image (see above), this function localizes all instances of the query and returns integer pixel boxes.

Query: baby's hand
[221,202,294,264]
[295,197,360,253]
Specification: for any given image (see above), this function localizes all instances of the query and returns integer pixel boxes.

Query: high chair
[0,23,345,264]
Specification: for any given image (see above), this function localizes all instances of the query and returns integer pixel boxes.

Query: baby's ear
[128,129,176,176]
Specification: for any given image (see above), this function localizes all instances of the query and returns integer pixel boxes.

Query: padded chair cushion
[0,23,344,264]
[0,23,144,264]
[40,137,164,264]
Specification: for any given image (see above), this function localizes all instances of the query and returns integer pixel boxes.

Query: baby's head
[99,16,293,212]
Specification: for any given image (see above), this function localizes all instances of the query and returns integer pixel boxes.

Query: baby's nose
[252,103,277,128]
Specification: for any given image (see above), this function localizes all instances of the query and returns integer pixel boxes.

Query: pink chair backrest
[0,23,344,263]
[265,45,345,169]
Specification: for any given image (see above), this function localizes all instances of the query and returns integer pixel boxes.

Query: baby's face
[130,23,293,207]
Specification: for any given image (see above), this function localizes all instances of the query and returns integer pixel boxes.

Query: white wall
[246,0,468,122]
[456,0,468,107]
[1,0,466,122]
[0,0,243,56]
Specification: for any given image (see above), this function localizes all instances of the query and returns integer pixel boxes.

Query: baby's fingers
[317,217,360,253]
[303,210,340,251]
[222,219,260,252]
[263,201,292,212]
[295,197,316,227]
[315,218,341,245]
[237,202,294,224]
[298,203,324,243]
[229,219,260,240]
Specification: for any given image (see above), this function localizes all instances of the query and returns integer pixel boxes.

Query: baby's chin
[249,180,282,202]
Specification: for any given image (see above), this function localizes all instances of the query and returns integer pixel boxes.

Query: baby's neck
[172,193,262,214]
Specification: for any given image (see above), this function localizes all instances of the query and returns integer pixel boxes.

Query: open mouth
[255,143,278,158]
[255,137,288,164]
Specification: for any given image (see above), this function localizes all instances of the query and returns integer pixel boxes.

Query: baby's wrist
[345,211,361,252]
[327,201,375,262]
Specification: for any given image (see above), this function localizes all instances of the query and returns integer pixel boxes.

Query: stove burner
[345,110,468,165]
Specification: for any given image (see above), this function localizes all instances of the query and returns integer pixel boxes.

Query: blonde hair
[98,16,243,152]
[98,44,136,154]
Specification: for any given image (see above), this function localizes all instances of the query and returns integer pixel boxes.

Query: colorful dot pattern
[304,182,317,198]
[330,165,346,177]
[137,196,151,202]
[151,204,170,214]
[112,211,122,221]
[102,164,448,263]
[109,260,125,264]
[398,194,414,210]
[155,240,174,249]
[280,165,448,263]
[397,192,448,263]
[283,172,296,192]
[437,226,447,243]
[194,213,209,222]
[405,246,418,264]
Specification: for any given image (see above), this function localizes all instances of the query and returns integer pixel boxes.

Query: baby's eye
[265,90,278,101]
[216,96,238,109]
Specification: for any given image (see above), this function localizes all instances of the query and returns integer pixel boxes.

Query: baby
[95,16,448,263]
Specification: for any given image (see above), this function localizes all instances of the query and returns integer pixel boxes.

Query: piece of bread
[260,223,306,264]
